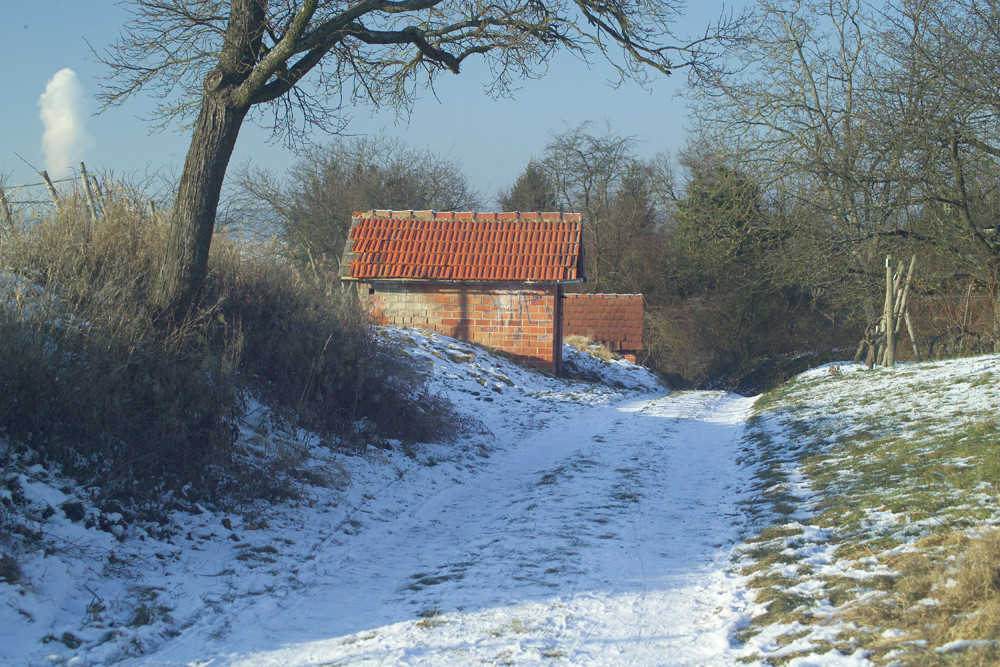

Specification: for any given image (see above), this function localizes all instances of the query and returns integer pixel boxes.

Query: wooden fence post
[884,255,896,367]
[80,162,98,230]
[90,175,108,212]
[40,170,61,212]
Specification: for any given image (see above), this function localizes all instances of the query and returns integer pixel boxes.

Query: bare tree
[540,122,665,291]
[235,135,480,280]
[99,0,741,317]
[686,0,917,326]
[881,0,1000,340]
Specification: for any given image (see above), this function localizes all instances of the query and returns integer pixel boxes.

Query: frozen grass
[740,357,1000,665]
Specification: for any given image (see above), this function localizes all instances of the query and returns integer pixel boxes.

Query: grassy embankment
[739,357,1000,665]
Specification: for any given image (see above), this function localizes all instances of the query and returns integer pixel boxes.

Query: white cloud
[38,68,94,178]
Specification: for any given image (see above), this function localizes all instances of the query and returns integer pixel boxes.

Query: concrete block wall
[361,282,558,371]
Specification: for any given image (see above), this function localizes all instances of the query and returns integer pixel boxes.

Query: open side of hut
[562,293,644,362]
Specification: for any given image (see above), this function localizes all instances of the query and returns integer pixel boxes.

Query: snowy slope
[737,355,1000,666]
[22,328,994,665]
[0,328,765,666]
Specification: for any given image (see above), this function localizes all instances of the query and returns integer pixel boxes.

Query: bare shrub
[206,234,454,446]
[0,191,451,503]
[642,302,724,387]
[0,552,21,584]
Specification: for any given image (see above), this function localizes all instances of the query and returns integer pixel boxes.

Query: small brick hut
[339,210,585,374]
[562,293,644,362]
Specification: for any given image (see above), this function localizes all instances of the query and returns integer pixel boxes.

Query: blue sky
[0,1,747,205]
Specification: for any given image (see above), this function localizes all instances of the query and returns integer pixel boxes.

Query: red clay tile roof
[340,210,584,283]
[563,293,644,352]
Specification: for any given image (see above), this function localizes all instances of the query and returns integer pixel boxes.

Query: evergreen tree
[498,161,558,212]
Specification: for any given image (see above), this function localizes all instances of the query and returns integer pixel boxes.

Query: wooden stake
[904,309,922,362]
[885,256,896,367]
[80,162,98,229]
[40,170,61,212]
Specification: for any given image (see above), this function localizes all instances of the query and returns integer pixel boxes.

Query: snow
[741,354,1000,664]
[112,333,757,666]
[936,639,994,654]
[5,325,996,665]
[0,327,768,666]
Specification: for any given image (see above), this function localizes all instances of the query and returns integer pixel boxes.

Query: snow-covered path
[138,389,756,666]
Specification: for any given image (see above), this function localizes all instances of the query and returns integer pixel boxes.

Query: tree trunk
[153,95,249,317]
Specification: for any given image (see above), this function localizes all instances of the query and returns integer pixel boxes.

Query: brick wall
[563,294,644,362]
[360,282,559,371]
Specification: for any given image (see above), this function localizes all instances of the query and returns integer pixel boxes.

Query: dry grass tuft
[832,529,1000,664]
[933,530,1000,647]
[564,335,618,362]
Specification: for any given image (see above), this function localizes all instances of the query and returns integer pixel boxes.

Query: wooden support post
[40,170,61,212]
[893,255,917,327]
[870,324,881,369]
[553,284,564,377]
[884,255,896,367]
[904,309,922,362]
[80,162,98,229]
[853,335,867,365]
[892,254,918,360]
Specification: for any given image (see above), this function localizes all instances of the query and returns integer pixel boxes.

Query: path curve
[138,390,757,666]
